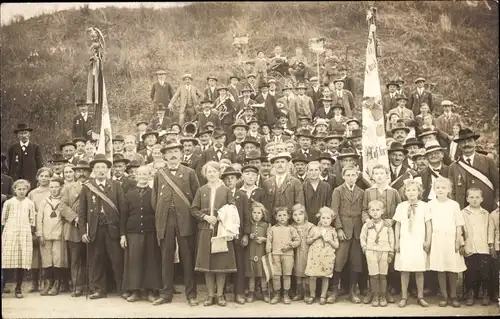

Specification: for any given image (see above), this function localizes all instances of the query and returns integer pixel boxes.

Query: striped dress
[1,197,35,269]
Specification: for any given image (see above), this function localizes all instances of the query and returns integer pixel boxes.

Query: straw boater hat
[220,166,242,179]
[309,76,319,82]
[160,141,183,154]
[291,154,309,165]
[113,153,130,165]
[441,100,454,107]
[387,142,408,155]
[182,73,193,81]
[316,152,336,164]
[13,123,33,133]
[268,78,277,84]
[179,135,199,146]
[142,128,159,140]
[411,148,427,160]
[453,127,480,143]
[59,141,76,151]
[391,120,410,134]
[414,77,426,84]
[154,70,167,75]
[270,152,292,164]
[126,160,141,173]
[424,140,445,155]
[89,153,112,168]
[72,160,92,171]
[337,147,360,160]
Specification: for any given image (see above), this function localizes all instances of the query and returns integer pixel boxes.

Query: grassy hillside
[1,1,498,158]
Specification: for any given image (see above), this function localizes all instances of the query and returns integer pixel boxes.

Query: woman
[285,140,298,154]
[62,164,76,186]
[191,161,237,307]
[121,166,162,303]
[123,135,146,166]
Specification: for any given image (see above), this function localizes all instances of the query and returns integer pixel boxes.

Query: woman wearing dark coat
[121,166,162,302]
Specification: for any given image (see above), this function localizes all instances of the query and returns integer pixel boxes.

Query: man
[111,154,133,194]
[411,149,429,173]
[213,84,237,144]
[138,129,159,164]
[277,84,297,128]
[263,152,304,215]
[236,149,267,188]
[227,119,249,158]
[324,132,344,161]
[60,160,91,297]
[331,147,369,193]
[228,75,241,102]
[255,81,278,125]
[237,86,256,115]
[238,137,261,165]
[149,105,170,132]
[79,154,126,299]
[269,123,290,144]
[387,142,417,193]
[295,83,315,121]
[110,135,124,155]
[403,137,423,170]
[195,127,213,153]
[292,155,309,183]
[414,140,449,202]
[408,77,433,116]
[50,153,67,178]
[150,70,174,111]
[135,121,148,151]
[296,116,314,132]
[328,104,348,132]
[317,152,337,189]
[60,141,78,165]
[435,100,463,137]
[331,78,354,118]
[180,135,200,170]
[347,129,363,158]
[448,128,499,213]
[168,73,203,126]
[313,132,328,153]
[391,76,407,97]
[417,127,452,165]
[292,129,320,162]
[386,95,414,130]
[72,99,94,140]
[196,128,236,182]
[73,137,87,162]
[195,98,220,132]
[390,120,410,145]
[203,75,219,102]
[382,81,400,115]
[151,141,199,306]
[338,65,355,97]
[7,123,43,187]
[314,97,336,120]
[307,76,323,111]
[246,74,258,100]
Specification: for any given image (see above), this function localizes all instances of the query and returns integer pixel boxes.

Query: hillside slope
[1,1,498,156]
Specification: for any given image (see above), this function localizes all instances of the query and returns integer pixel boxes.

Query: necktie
[407,203,417,233]
[216,149,222,160]
[99,183,105,191]
[466,158,472,166]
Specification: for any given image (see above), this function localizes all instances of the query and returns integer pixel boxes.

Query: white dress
[393,200,431,272]
[428,199,466,272]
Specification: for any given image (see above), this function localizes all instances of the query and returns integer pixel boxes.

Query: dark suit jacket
[181,153,201,171]
[255,93,278,125]
[331,90,354,118]
[152,165,200,238]
[196,112,221,131]
[72,114,93,140]
[449,153,499,212]
[78,179,127,241]
[112,175,135,194]
[121,186,156,234]
[291,149,321,163]
[138,148,154,164]
[307,86,323,111]
[343,76,356,97]
[408,89,433,116]
[7,142,43,187]
[191,184,233,231]
[313,106,336,120]
[332,183,364,240]
[382,93,398,115]
[418,165,449,201]
[236,99,256,114]
[150,82,174,106]
[233,189,251,236]
[204,86,219,103]
[263,174,304,219]
[196,147,237,183]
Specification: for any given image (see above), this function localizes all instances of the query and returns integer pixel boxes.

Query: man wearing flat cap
[168,73,203,126]
[79,154,126,300]
[237,85,257,115]
[408,77,433,117]
[72,99,94,141]
[150,70,174,112]
[151,141,200,306]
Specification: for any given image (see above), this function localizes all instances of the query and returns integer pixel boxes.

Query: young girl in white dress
[428,177,466,308]
[393,179,432,308]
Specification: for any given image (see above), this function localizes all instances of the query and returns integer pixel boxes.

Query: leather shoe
[153,297,172,306]
[203,296,215,306]
[188,298,198,306]
[71,289,83,297]
[216,295,227,307]
[89,291,106,300]
[147,293,157,303]
[417,298,429,307]
[15,291,24,299]
[121,291,131,299]
[3,287,11,293]
[127,291,141,302]
[451,298,461,308]
[235,295,246,304]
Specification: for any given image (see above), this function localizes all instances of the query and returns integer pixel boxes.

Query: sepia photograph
[1,1,499,317]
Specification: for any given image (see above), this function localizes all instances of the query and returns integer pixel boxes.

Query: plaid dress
[1,197,35,269]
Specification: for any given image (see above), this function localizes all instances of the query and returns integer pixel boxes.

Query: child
[487,204,499,305]
[393,179,432,308]
[27,167,54,293]
[461,188,492,306]
[360,200,395,307]
[304,207,339,305]
[428,177,466,308]
[361,164,402,303]
[290,204,314,301]
[266,206,301,304]
[37,177,69,296]
[246,202,270,303]
[1,179,36,298]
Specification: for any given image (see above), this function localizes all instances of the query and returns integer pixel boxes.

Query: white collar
[391,164,402,171]
[167,164,180,170]
[95,179,106,187]
[463,153,476,163]
[81,112,88,117]
[20,141,29,147]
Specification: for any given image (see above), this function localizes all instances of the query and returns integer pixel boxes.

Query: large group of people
[1,45,499,311]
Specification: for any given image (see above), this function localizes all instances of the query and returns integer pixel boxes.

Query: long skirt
[122,232,162,291]
[195,228,236,273]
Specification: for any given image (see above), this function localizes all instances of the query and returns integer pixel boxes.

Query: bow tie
[169,168,177,172]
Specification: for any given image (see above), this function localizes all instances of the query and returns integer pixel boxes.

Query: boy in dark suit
[72,99,94,141]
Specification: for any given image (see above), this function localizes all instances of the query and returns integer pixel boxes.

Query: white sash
[457,160,494,190]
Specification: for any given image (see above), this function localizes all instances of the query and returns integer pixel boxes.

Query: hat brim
[453,134,480,142]
[404,142,423,148]
[337,153,360,160]
[241,141,261,148]
[14,128,33,133]
[161,145,184,153]
[296,134,314,139]
[180,138,199,145]
[59,143,76,150]
[136,121,148,126]
[317,156,336,164]
[387,148,408,155]
[89,159,112,168]
[324,135,344,142]
[71,166,92,171]
[391,127,411,134]
[113,159,130,165]
[142,132,159,140]
[232,124,249,130]
[424,147,445,155]
[396,97,408,101]
[221,171,242,179]
[271,155,292,163]
[72,138,87,144]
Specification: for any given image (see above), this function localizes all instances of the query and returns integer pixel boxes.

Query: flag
[261,253,275,283]
[86,28,113,161]
[361,15,389,178]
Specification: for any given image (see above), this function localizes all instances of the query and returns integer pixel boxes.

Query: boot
[465,290,475,306]
[292,284,304,301]
[48,280,60,296]
[350,284,361,304]
[40,279,53,296]
[28,269,40,293]
[327,285,339,304]
[270,291,280,304]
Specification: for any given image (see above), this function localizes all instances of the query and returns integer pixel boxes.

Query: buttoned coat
[332,183,364,240]
[204,86,219,103]
[72,113,94,140]
[435,113,463,136]
[196,111,221,131]
[152,165,200,239]
[294,94,315,120]
[408,89,433,116]
[306,87,323,111]
[382,93,398,115]
[78,179,127,241]
[121,186,156,234]
[331,90,354,118]
[7,142,43,187]
[60,181,85,242]
[313,106,336,120]
[170,85,204,125]
[255,93,278,125]
[263,174,304,218]
[448,152,499,212]
[150,82,174,107]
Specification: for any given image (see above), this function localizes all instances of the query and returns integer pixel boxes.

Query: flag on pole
[261,253,275,283]
[361,9,389,179]
[86,27,113,161]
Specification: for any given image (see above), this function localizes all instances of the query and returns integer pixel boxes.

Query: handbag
[211,222,229,254]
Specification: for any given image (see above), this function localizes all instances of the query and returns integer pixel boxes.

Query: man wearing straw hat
[168,73,203,126]
[150,70,174,111]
